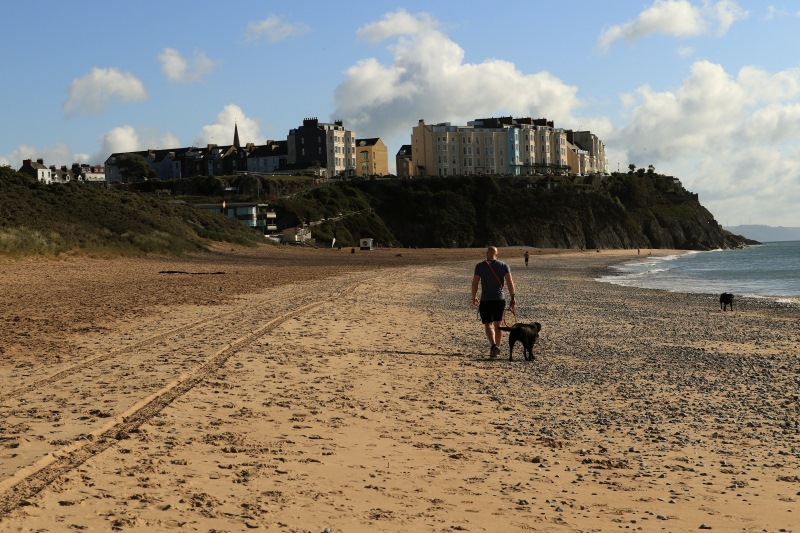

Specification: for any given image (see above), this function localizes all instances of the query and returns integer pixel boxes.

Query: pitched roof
[249,142,288,157]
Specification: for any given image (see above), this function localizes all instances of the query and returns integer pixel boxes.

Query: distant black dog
[499,322,542,361]
[720,292,734,311]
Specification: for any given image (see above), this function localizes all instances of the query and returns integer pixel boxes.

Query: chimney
[37,158,44,164]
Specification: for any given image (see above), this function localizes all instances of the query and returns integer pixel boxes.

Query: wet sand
[0,245,798,532]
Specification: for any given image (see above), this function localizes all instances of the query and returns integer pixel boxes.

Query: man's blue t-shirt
[474,259,510,301]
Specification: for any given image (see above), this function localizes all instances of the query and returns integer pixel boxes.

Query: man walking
[471,246,516,358]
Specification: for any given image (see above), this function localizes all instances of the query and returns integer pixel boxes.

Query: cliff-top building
[395,145,413,178]
[103,120,367,182]
[354,138,388,177]
[287,118,356,178]
[410,117,607,178]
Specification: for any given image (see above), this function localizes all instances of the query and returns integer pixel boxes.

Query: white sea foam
[596,241,800,306]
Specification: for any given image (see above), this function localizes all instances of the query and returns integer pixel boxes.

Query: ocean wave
[596,241,800,306]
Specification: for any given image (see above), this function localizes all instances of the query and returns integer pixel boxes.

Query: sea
[596,240,800,306]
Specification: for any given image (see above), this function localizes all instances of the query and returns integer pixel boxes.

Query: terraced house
[354,138,388,177]
[410,117,607,178]
[287,118,357,178]
[104,119,364,182]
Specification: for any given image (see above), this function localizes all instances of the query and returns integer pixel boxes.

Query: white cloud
[597,1,705,51]
[0,143,73,168]
[245,15,310,42]
[356,9,438,42]
[764,6,784,20]
[158,48,217,83]
[195,104,262,147]
[97,125,180,162]
[677,46,695,57]
[596,0,747,52]
[610,60,800,226]
[709,0,748,34]
[334,10,587,140]
[64,67,147,116]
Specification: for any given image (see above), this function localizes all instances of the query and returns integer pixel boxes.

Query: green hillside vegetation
[276,171,753,250]
[1,164,754,257]
[0,166,264,257]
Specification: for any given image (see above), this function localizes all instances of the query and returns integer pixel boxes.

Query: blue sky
[2,0,799,227]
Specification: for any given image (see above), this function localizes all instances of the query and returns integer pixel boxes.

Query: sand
[0,244,798,532]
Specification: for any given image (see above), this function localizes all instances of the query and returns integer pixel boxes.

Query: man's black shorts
[478,299,506,324]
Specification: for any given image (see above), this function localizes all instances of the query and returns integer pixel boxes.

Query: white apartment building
[411,117,602,178]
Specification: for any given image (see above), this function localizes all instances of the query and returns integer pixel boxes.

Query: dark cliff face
[352,173,754,250]
[266,173,754,250]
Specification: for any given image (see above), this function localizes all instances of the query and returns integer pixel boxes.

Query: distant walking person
[524,251,530,267]
[471,246,516,358]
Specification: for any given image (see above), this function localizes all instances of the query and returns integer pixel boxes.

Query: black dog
[499,322,542,361]
[720,292,734,311]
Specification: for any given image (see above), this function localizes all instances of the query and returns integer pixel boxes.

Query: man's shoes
[489,345,500,359]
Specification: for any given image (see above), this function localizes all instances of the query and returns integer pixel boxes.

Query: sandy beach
[1,245,798,532]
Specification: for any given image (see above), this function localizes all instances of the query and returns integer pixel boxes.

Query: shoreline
[1,246,798,531]
[595,246,800,308]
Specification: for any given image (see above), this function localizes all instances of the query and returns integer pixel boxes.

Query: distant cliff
[724,225,800,243]
[275,172,756,250]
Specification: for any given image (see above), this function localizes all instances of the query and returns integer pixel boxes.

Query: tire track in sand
[0,283,358,519]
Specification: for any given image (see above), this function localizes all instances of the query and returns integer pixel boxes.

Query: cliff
[277,172,756,250]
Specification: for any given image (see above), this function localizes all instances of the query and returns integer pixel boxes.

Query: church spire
[233,121,241,148]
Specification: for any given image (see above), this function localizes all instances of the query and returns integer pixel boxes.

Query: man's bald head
[486,246,498,259]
